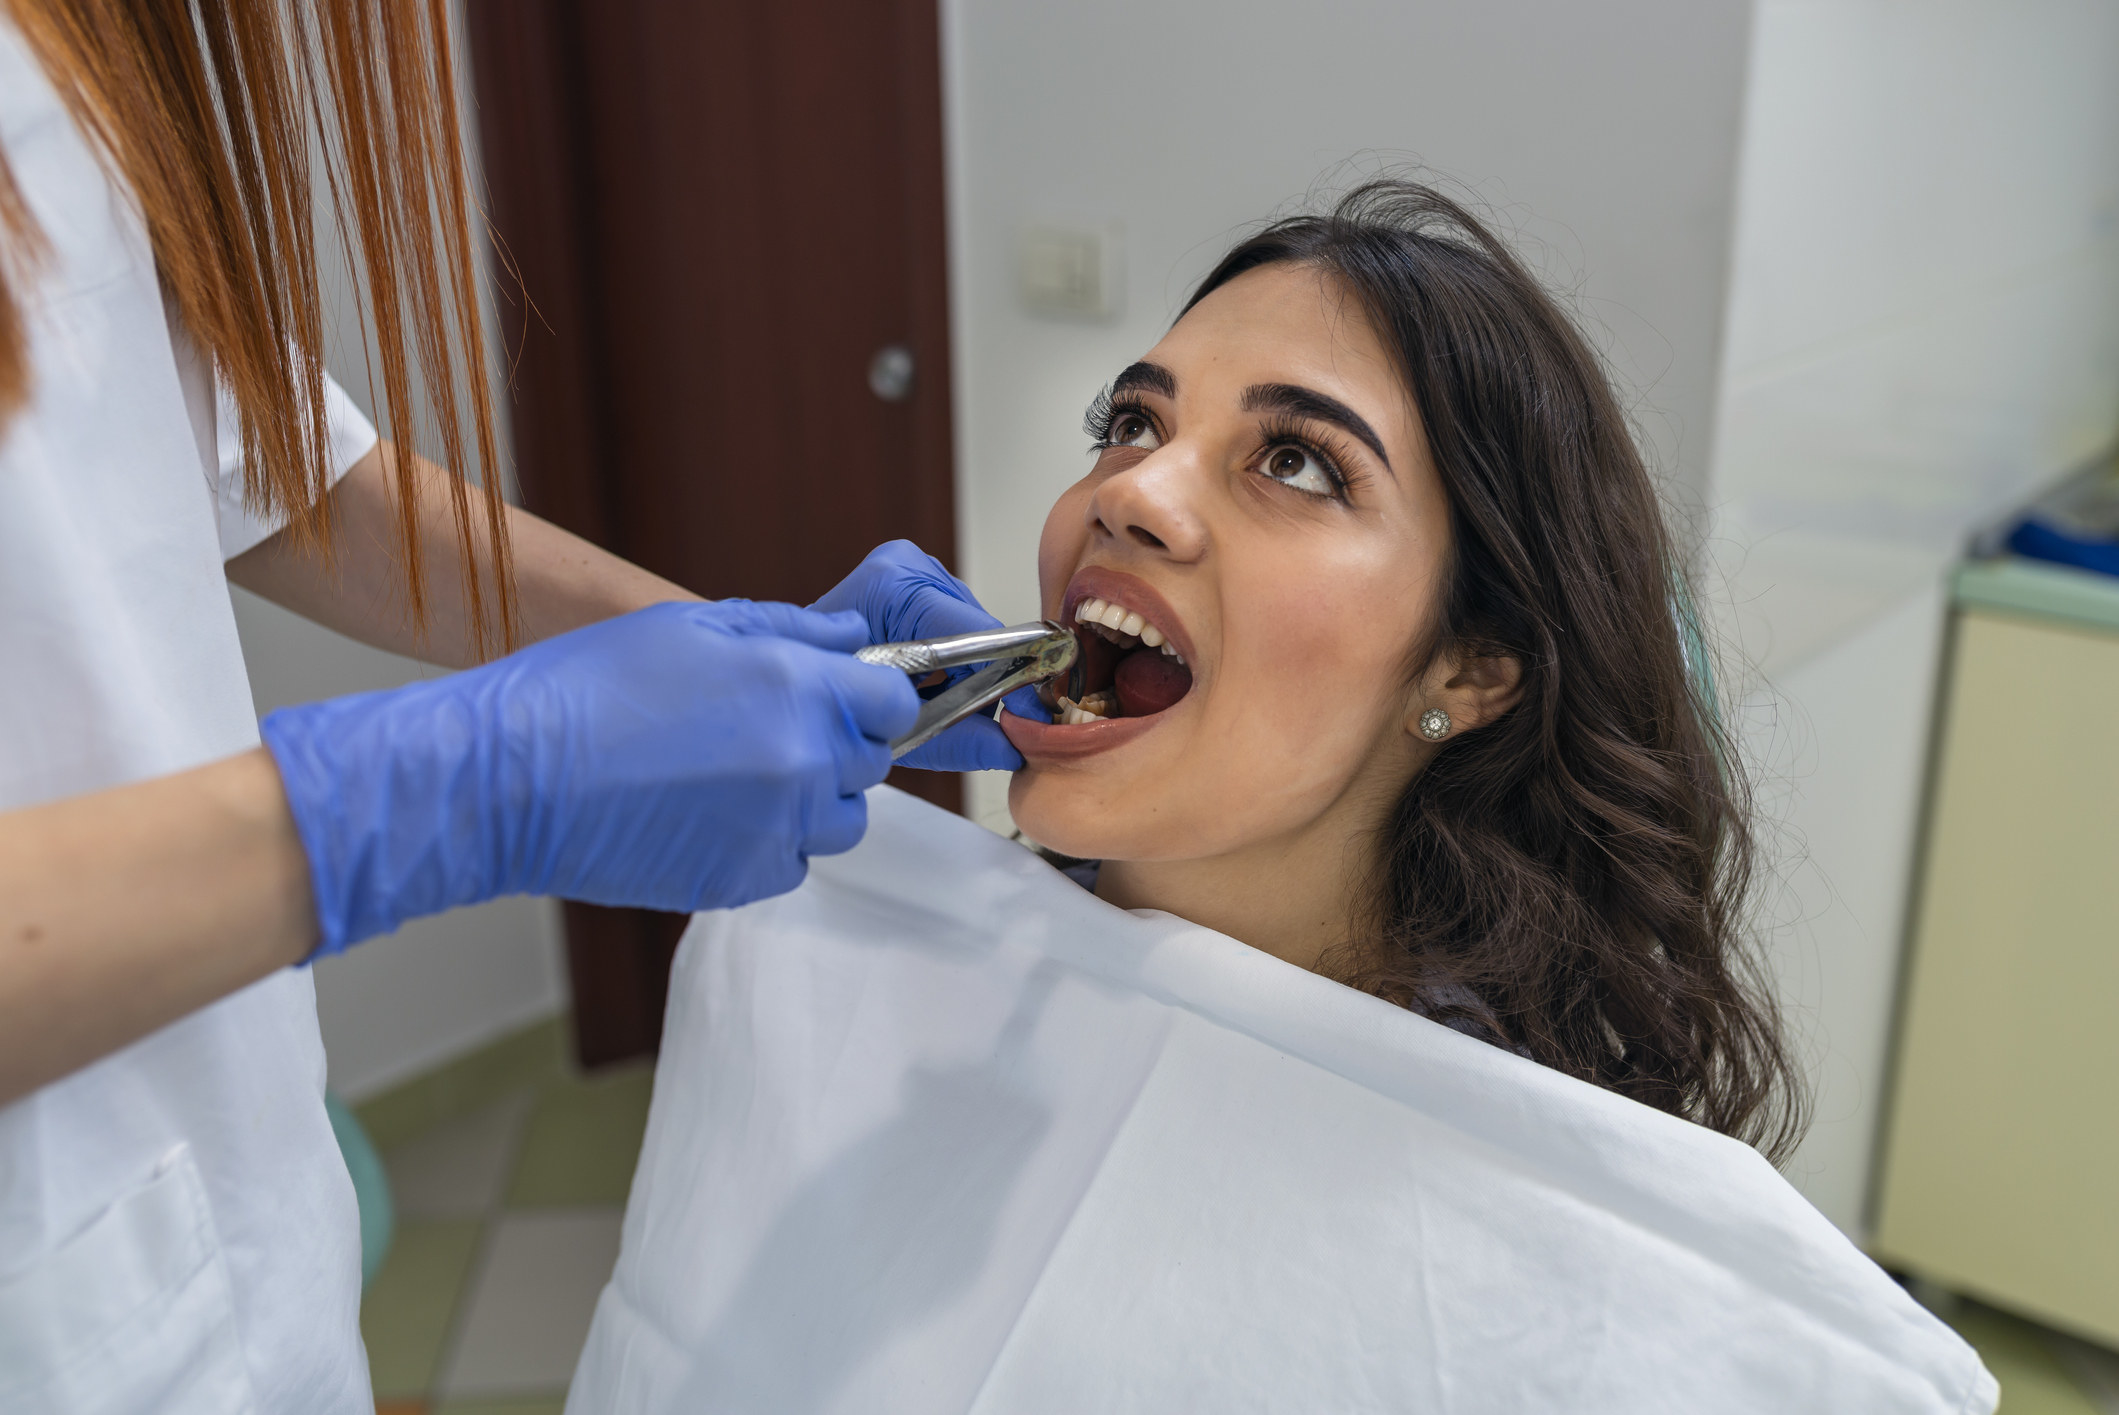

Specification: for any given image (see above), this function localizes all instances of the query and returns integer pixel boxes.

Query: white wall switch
[1018,223,1122,320]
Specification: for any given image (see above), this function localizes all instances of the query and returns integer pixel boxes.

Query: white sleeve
[214,372,381,561]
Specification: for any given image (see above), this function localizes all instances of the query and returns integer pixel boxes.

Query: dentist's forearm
[0,749,315,1106]
[227,440,700,667]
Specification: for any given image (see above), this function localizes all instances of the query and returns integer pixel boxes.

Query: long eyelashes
[1083,385,1156,448]
[1082,385,1114,443]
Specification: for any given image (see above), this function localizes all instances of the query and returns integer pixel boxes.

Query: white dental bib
[572,788,1993,1415]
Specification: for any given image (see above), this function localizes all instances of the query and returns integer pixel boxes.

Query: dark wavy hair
[1184,180,1805,1163]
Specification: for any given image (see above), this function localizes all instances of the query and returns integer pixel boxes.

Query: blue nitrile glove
[260,600,918,957]
[811,540,1051,772]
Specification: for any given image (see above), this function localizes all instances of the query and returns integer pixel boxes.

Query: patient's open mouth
[1001,568,1196,762]
[1037,584,1195,725]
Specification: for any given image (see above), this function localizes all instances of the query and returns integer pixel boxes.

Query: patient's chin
[1008,763,1232,867]
[1006,777,1146,864]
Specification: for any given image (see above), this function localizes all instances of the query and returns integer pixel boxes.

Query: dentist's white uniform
[0,20,376,1412]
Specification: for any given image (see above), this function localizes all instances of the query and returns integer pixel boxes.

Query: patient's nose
[1088,451,1206,561]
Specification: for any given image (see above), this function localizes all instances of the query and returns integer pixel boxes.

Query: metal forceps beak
[856,621,1079,759]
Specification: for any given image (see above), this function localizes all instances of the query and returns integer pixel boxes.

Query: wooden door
[465,0,960,1067]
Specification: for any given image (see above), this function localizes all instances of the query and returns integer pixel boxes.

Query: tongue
[1113,649,1193,718]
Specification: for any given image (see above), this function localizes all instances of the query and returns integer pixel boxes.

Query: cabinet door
[1874,609,2119,1343]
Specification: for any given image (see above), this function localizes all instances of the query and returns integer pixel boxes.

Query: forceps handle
[856,621,1078,759]
[855,621,1064,675]
[888,657,1040,759]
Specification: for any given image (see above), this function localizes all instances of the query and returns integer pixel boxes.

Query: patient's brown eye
[1260,440,1342,498]
[1110,412,1158,448]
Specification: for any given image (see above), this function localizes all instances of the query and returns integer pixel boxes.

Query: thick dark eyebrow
[1111,360,1177,399]
[1241,382,1392,473]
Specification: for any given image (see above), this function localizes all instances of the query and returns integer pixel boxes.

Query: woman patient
[569,182,1993,1415]
[1006,190,1786,1128]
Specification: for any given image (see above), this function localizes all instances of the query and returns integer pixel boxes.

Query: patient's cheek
[1036,484,1094,607]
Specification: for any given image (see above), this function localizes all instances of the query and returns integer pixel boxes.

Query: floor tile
[387,1090,536,1220]
[505,1064,654,1207]
[1948,1303,2107,1415]
[2048,1332,2119,1414]
[362,1219,484,1401]
[439,1208,623,1398]
[358,1017,570,1153]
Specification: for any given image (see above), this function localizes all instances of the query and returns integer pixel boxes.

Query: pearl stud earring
[1418,708,1451,741]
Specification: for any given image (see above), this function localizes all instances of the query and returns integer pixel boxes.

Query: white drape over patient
[571,788,1993,1415]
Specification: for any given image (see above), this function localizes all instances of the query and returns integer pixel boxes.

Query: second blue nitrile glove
[811,540,1051,772]
[260,600,918,956]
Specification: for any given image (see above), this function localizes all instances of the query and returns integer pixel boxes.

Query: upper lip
[1058,566,1196,667]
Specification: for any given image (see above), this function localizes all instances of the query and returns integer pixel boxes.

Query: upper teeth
[1073,597,1185,663]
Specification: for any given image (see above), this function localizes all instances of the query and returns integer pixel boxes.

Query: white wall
[1735,583,1949,1230]
[234,2,565,1100]
[1712,0,2119,676]
[1711,0,2119,1233]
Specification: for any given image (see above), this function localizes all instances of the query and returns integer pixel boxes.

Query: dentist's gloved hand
[260,600,918,957]
[812,540,1050,773]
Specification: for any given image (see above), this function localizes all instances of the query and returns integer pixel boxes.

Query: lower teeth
[1056,690,1118,725]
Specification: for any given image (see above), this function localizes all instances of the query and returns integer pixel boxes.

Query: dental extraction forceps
[857,621,1079,759]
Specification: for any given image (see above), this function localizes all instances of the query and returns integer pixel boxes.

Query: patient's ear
[1407,651,1524,740]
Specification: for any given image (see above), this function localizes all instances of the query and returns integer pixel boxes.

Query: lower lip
[1000,704,1170,761]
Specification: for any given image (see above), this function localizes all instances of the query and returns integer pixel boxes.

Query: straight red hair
[0,0,513,654]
